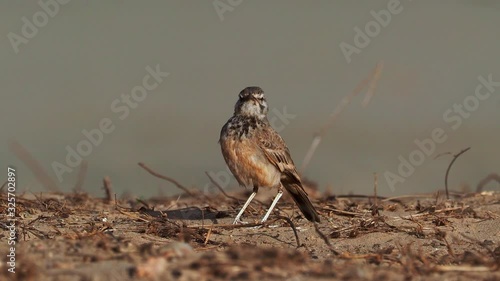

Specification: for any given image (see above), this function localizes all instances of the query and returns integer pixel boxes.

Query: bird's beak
[250,96,262,103]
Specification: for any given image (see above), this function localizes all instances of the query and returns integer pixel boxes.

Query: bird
[219,86,321,224]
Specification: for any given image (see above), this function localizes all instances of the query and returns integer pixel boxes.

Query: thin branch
[301,61,383,172]
[392,206,467,221]
[187,222,263,229]
[382,191,466,203]
[191,217,300,247]
[276,216,301,248]
[337,194,389,200]
[204,224,214,245]
[434,152,452,159]
[372,172,379,216]
[319,207,367,217]
[102,176,113,204]
[362,61,384,107]
[476,173,500,192]
[0,181,7,193]
[336,194,404,205]
[444,147,471,199]
[205,171,240,202]
[8,140,60,192]
[73,161,88,192]
[314,223,340,255]
[138,162,196,197]
[381,193,440,202]
[433,265,494,272]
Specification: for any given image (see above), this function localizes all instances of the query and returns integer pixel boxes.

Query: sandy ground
[1,187,499,281]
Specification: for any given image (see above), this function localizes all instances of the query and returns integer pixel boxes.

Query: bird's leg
[233,185,259,225]
[260,185,284,223]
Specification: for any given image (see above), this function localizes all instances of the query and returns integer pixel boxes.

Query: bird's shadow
[139,206,230,221]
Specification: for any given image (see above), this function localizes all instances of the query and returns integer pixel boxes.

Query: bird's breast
[220,136,281,188]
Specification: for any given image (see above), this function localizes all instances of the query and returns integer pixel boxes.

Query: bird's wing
[256,125,301,182]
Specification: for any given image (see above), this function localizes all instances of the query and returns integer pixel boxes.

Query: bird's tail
[281,172,321,222]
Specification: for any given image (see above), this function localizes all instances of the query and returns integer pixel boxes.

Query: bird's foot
[232,218,249,225]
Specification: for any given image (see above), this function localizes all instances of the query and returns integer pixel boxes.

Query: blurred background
[1,1,499,198]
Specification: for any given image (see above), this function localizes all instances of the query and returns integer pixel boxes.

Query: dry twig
[444,147,471,199]
[301,61,383,172]
[8,140,60,192]
[117,208,151,222]
[362,62,384,107]
[314,223,339,255]
[392,206,468,221]
[205,171,240,202]
[433,265,494,272]
[187,216,301,248]
[0,181,7,193]
[73,161,88,192]
[372,173,379,216]
[382,193,442,202]
[138,162,197,197]
[102,176,113,204]
[476,173,500,192]
[320,207,367,217]
[276,215,301,248]
[204,224,213,245]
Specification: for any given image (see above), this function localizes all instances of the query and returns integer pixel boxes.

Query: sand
[1,188,499,281]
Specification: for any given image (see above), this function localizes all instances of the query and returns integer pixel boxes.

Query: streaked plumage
[219,86,320,224]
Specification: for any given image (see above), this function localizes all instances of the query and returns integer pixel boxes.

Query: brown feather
[256,126,321,222]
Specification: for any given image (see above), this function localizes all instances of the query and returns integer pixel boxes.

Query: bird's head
[234,86,268,119]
